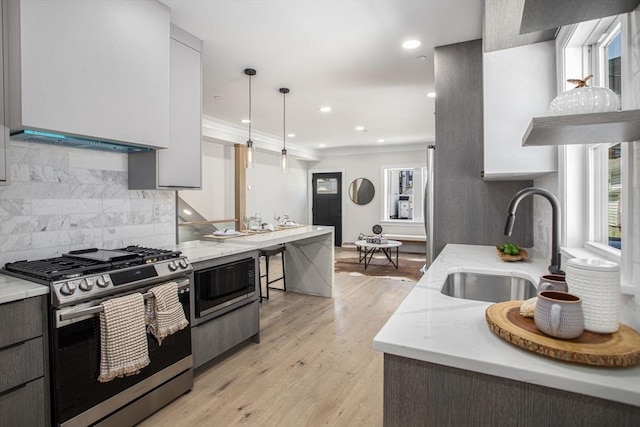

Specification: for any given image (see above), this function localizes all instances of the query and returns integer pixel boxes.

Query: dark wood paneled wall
[433,39,533,259]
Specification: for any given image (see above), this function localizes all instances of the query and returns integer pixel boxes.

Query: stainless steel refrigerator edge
[424,144,435,267]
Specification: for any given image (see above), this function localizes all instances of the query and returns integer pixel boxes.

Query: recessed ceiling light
[241,119,251,124]
[319,106,332,113]
[287,133,295,138]
[355,126,365,131]
[427,92,436,98]
[377,139,385,143]
[402,39,421,49]
[319,143,326,148]
[416,55,427,61]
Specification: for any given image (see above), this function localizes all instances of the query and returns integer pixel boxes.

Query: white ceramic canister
[565,258,620,333]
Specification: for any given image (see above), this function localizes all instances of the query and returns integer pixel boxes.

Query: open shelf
[522,110,640,146]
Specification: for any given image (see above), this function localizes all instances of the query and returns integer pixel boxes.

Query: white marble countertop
[0,273,49,305]
[174,225,333,263]
[173,240,259,264]
[210,225,332,246]
[373,244,640,407]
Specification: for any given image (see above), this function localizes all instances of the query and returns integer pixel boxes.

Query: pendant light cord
[282,91,286,151]
[248,75,252,140]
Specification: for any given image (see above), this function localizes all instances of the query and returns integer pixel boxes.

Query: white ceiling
[160,0,483,154]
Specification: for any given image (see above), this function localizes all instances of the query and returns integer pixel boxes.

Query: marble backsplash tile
[0,141,176,267]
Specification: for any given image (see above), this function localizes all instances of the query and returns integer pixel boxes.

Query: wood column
[234,144,247,230]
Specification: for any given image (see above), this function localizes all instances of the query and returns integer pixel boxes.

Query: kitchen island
[373,244,640,425]
[175,225,334,369]
[178,225,334,298]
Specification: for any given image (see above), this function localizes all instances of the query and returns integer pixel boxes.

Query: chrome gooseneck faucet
[504,187,562,274]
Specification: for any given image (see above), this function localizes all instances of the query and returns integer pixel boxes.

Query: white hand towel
[145,282,189,345]
[98,293,150,382]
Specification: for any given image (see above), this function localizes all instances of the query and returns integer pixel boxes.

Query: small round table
[354,239,402,269]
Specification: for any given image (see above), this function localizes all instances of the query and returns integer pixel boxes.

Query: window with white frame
[381,166,426,223]
[558,15,629,261]
[588,17,626,253]
[588,143,622,250]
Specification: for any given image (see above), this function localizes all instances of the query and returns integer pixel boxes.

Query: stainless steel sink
[440,272,537,303]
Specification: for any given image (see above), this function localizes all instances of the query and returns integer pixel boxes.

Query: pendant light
[279,87,290,174]
[244,68,257,168]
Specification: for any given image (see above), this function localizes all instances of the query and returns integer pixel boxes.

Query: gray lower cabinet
[383,353,640,426]
[0,377,47,426]
[0,296,49,426]
[192,300,260,369]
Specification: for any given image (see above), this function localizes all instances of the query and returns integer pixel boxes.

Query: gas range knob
[178,259,189,269]
[168,261,178,271]
[79,279,92,292]
[96,276,109,288]
[60,282,76,296]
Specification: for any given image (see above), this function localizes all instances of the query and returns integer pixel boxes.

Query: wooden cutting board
[485,300,640,367]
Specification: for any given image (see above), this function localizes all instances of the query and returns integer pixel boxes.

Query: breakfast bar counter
[373,244,640,424]
[176,225,334,297]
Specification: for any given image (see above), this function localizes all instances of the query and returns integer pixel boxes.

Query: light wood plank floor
[138,251,416,427]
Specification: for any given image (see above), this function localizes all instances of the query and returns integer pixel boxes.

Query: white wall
[180,143,307,227]
[309,148,426,246]
[246,149,307,225]
[180,141,235,220]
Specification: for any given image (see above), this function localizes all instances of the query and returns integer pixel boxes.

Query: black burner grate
[4,257,112,282]
[118,245,181,262]
[3,246,182,282]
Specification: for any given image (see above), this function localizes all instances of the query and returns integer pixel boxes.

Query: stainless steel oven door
[51,279,192,427]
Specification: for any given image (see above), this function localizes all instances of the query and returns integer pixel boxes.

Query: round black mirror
[349,178,375,205]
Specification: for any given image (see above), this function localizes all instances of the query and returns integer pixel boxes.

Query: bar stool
[259,244,286,301]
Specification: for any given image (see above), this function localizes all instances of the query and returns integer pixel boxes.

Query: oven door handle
[58,278,190,322]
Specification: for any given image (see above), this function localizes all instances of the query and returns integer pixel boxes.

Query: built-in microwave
[192,251,258,322]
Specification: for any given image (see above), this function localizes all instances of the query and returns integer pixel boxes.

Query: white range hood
[6,0,170,152]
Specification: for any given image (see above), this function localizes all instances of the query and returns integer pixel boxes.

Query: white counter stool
[259,244,286,301]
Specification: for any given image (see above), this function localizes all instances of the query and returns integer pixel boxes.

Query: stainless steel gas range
[3,246,193,427]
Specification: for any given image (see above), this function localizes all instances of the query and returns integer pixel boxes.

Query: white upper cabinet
[128,25,202,189]
[482,41,557,180]
[7,0,170,149]
[161,26,202,188]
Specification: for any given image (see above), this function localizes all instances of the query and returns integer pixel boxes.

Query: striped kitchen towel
[145,282,188,345]
[97,292,150,382]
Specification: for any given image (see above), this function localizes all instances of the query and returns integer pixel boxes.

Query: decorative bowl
[548,75,618,116]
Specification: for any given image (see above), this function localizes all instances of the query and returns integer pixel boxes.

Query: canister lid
[567,258,619,272]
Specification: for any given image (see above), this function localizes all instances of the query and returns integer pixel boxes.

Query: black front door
[312,172,342,246]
